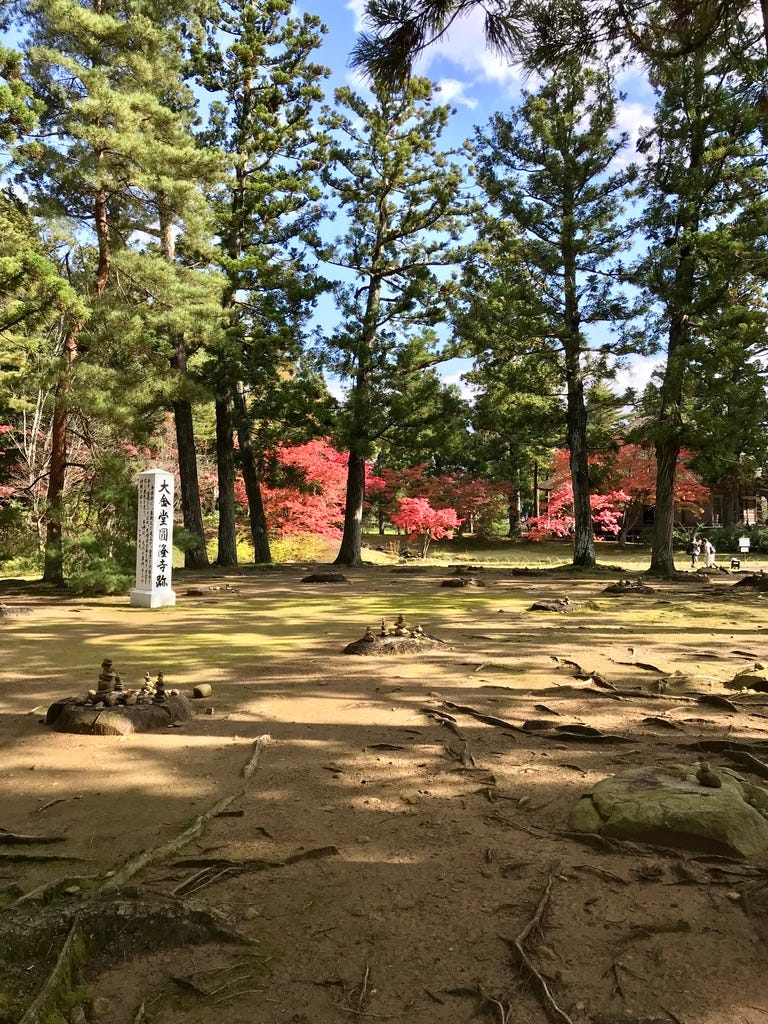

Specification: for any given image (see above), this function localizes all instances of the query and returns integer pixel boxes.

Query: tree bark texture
[335,273,382,567]
[161,198,209,571]
[649,438,680,574]
[173,396,210,569]
[215,392,238,567]
[42,328,79,584]
[567,372,595,567]
[94,164,110,297]
[334,448,366,567]
[233,384,272,563]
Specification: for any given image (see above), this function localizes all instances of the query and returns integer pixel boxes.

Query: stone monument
[130,468,177,608]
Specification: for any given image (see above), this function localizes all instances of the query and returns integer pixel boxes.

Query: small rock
[530,597,582,613]
[301,571,349,584]
[87,997,112,1022]
[204,706,215,715]
[193,683,213,698]
[70,1007,87,1024]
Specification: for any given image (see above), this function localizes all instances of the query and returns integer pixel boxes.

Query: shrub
[63,533,133,596]
[0,501,42,567]
[65,556,133,596]
[269,533,337,563]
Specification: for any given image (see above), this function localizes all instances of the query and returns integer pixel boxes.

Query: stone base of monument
[129,586,177,608]
[46,693,194,735]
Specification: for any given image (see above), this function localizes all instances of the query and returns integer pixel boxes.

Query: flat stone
[727,667,768,692]
[343,634,445,656]
[0,604,33,617]
[733,573,768,591]
[569,764,768,858]
[602,579,656,595]
[659,670,720,693]
[300,572,349,583]
[46,694,194,735]
[529,598,582,612]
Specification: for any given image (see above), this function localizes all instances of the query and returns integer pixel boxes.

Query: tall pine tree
[195,0,328,565]
[634,4,768,573]
[319,77,470,567]
[472,55,635,566]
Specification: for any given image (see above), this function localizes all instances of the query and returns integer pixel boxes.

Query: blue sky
[304,1,660,400]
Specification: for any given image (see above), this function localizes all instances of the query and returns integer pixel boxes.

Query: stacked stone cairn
[371,615,424,640]
[71,658,179,710]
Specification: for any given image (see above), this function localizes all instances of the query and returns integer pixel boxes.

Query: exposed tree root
[4,734,271,1023]
[0,829,67,845]
[17,918,86,1024]
[503,874,575,1024]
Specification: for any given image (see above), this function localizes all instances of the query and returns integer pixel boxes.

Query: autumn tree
[319,77,470,567]
[256,439,384,540]
[390,496,462,557]
[527,444,709,543]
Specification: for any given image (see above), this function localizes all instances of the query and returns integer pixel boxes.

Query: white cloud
[340,4,523,97]
[413,9,524,88]
[615,98,652,156]
[612,355,660,397]
[435,77,478,109]
[345,0,365,32]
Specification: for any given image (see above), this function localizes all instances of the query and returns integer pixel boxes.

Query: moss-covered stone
[727,667,768,692]
[568,765,768,858]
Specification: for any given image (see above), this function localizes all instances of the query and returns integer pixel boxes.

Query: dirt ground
[2,562,768,1024]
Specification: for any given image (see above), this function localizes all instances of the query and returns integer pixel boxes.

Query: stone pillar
[130,469,177,609]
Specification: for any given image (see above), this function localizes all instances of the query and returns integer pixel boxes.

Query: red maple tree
[526,445,709,542]
[240,439,385,539]
[390,496,463,557]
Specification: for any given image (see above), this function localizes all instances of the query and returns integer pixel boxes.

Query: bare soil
[2,563,768,1024]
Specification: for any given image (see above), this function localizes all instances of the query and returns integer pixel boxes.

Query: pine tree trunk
[94,161,110,297]
[649,438,679,574]
[565,357,595,568]
[160,199,209,570]
[233,383,271,563]
[533,461,540,518]
[648,49,706,574]
[215,391,238,567]
[45,142,107,582]
[335,448,366,567]
[507,476,521,537]
[173,396,209,569]
[42,327,79,584]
